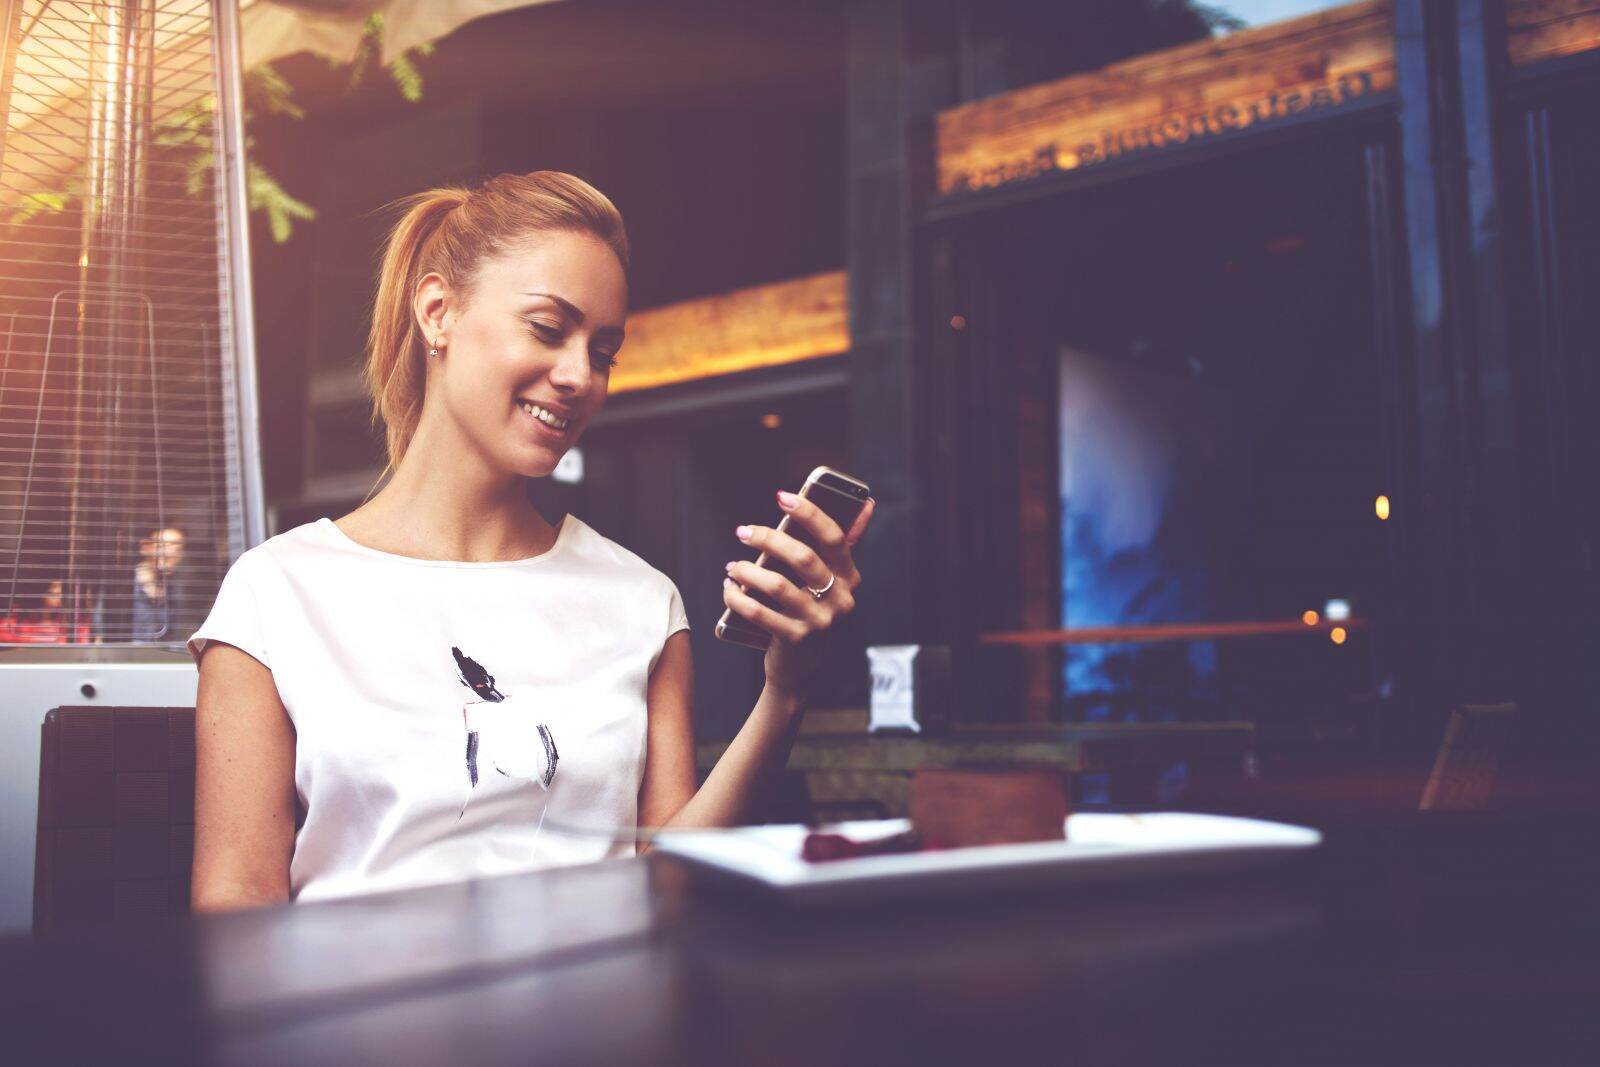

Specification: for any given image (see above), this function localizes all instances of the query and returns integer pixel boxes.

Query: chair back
[34,706,196,933]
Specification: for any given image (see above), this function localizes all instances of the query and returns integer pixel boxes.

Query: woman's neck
[341,421,556,563]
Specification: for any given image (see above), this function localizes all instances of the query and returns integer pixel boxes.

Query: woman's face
[139,527,185,572]
[419,230,627,479]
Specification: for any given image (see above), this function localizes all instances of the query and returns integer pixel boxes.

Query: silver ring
[804,573,835,600]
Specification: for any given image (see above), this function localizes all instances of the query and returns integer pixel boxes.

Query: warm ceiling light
[1375,494,1390,520]
[1330,627,1348,645]
[761,413,781,429]
[1302,610,1319,627]
[950,315,967,330]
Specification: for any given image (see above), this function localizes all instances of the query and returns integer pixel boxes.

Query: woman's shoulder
[225,520,334,582]
[560,514,676,588]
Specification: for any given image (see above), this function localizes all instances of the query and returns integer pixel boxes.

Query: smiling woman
[184,170,873,911]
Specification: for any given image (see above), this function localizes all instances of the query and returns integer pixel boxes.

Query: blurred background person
[132,525,189,642]
[5,579,92,644]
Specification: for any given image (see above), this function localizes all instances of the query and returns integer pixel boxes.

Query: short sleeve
[666,576,689,638]
[648,574,690,676]
[186,550,273,672]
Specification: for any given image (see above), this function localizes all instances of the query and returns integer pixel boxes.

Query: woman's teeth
[518,400,569,431]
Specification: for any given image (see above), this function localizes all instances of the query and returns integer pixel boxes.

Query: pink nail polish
[736,525,752,540]
[777,490,799,508]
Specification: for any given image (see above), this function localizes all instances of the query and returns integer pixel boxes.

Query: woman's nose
[545,339,594,394]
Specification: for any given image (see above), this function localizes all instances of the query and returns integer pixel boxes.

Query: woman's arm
[636,631,806,848]
[191,643,298,912]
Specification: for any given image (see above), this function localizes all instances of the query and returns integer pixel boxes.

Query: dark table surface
[5,811,1600,1067]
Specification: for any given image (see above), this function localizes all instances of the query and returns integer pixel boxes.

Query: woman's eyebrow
[520,291,625,341]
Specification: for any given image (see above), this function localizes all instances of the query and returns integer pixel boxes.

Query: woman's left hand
[724,490,875,700]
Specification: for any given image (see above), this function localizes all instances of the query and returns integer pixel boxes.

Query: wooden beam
[1507,0,1600,66]
[935,1,1396,196]
[607,270,849,394]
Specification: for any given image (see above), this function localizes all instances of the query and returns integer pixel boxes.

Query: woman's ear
[413,271,450,343]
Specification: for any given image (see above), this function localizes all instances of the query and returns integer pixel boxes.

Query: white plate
[653,813,1321,904]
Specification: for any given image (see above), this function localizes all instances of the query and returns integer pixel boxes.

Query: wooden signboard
[935,1,1395,197]
[608,270,849,394]
[1508,0,1600,66]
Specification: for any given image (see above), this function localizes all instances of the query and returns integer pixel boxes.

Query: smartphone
[715,465,873,651]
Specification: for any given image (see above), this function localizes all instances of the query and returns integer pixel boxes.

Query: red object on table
[801,829,922,862]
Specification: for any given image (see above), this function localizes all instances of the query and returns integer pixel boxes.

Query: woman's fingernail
[725,561,736,573]
[736,525,752,541]
[777,490,799,508]
[724,577,736,589]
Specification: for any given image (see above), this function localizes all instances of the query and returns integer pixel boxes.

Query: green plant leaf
[388,52,425,102]
[4,190,71,230]
[244,63,305,120]
[247,160,318,244]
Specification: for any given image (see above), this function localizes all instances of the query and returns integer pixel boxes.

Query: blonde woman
[188,172,873,910]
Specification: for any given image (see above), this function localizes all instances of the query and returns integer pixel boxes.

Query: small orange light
[761,413,781,429]
[1330,627,1347,645]
[1302,610,1319,626]
[950,315,967,331]
[1375,494,1390,521]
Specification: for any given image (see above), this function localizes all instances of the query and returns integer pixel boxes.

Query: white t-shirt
[186,512,690,904]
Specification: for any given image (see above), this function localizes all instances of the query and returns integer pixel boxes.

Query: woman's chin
[490,422,582,478]
[513,458,559,479]
[509,444,568,479]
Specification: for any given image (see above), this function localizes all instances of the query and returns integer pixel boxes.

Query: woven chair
[34,706,195,933]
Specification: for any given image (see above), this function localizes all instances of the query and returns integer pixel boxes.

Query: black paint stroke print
[453,645,503,795]
[452,644,557,819]
[537,723,559,786]
[453,645,506,702]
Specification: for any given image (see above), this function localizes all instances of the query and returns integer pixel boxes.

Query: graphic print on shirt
[452,645,558,819]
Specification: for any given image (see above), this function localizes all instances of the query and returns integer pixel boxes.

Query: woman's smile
[516,398,572,442]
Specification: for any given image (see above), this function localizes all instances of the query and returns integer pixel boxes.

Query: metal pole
[0,0,23,178]
[211,0,267,553]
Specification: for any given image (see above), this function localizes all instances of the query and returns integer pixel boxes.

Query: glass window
[967,128,1398,731]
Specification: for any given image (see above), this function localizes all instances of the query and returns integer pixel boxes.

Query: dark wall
[479,99,846,312]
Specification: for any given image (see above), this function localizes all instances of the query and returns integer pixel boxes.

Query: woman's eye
[530,320,616,369]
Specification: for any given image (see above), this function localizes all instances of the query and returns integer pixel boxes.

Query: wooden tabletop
[5,812,1598,1066]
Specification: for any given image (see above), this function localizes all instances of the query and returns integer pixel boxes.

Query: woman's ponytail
[362,187,470,491]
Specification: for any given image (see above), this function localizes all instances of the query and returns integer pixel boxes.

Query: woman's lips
[517,401,570,442]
